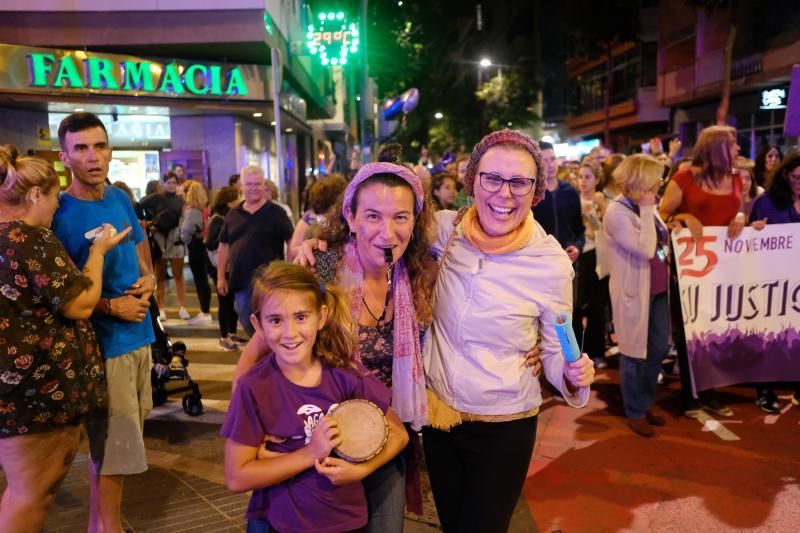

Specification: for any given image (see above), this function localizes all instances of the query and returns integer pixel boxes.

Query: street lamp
[434,112,444,119]
[479,58,492,68]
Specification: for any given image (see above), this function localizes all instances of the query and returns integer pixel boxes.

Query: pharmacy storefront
[0,43,308,197]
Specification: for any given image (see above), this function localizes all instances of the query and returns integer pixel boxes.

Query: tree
[475,71,540,131]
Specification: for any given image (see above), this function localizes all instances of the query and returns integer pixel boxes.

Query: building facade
[0,0,338,215]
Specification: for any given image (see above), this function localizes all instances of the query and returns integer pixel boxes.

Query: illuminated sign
[760,88,787,110]
[306,11,359,67]
[0,44,269,101]
[28,53,247,96]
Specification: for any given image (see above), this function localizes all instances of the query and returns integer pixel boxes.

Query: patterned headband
[341,162,425,219]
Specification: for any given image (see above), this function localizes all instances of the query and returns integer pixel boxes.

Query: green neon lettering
[158,63,185,94]
[208,66,222,95]
[85,57,120,90]
[184,64,209,95]
[225,67,248,96]
[27,53,56,87]
[53,57,83,88]
[122,61,154,91]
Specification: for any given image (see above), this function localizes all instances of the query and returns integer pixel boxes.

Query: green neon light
[26,53,249,97]
[86,57,120,90]
[27,53,55,87]
[225,67,248,96]
[121,60,155,91]
[184,64,208,95]
[53,56,82,88]
[306,12,359,68]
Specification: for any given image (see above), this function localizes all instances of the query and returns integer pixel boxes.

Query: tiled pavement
[4,278,797,532]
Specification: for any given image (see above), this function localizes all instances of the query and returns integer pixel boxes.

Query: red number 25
[676,235,718,278]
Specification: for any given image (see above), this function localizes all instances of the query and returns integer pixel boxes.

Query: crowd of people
[0,108,797,532]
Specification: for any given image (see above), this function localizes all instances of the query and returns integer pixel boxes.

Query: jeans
[620,292,670,419]
[234,288,255,337]
[363,455,405,533]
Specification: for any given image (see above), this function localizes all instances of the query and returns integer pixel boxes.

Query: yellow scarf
[461,205,533,254]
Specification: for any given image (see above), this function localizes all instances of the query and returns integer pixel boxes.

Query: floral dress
[0,221,106,438]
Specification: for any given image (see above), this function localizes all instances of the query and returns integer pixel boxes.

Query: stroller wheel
[182,393,203,417]
[153,385,169,407]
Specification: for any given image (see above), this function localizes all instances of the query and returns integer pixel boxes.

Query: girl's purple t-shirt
[220,355,391,532]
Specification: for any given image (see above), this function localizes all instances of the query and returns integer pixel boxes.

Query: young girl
[221,262,409,533]
[576,162,610,369]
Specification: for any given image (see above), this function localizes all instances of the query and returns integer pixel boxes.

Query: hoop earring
[410,232,415,241]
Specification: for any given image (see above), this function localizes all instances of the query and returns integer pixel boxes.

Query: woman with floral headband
[234,144,434,531]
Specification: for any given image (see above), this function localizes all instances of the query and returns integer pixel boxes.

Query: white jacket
[424,210,590,416]
[603,198,667,359]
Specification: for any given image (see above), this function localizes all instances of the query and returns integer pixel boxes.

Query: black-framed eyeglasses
[478,172,536,197]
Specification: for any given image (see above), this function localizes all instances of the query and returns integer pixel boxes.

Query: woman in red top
[660,125,746,240]
[659,125,747,418]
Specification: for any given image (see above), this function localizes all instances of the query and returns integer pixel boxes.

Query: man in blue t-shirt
[51,112,156,533]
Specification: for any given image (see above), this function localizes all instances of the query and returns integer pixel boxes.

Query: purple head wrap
[342,162,425,219]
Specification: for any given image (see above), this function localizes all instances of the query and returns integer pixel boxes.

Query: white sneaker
[178,307,191,320]
[187,312,213,325]
[159,309,167,322]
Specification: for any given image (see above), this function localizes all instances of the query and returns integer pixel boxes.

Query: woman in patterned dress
[0,145,129,532]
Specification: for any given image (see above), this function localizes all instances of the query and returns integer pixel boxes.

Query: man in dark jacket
[532,142,585,262]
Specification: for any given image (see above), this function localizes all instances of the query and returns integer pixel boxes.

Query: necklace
[362,266,393,325]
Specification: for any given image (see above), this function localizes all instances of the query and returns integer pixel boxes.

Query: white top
[424,210,590,416]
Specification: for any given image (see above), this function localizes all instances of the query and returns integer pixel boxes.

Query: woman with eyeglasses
[422,130,594,533]
[749,154,800,411]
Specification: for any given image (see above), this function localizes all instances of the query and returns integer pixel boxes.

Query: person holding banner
[749,153,800,410]
[604,154,671,437]
[659,125,745,418]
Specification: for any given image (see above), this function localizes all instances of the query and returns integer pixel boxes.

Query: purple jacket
[749,194,800,224]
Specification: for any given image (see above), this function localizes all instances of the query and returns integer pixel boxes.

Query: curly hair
[212,186,240,215]
[463,129,545,206]
[310,174,348,215]
[183,180,207,209]
[765,154,800,210]
[251,261,357,369]
[319,175,435,326]
[0,145,60,206]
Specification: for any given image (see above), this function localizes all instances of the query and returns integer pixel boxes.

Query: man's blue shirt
[52,185,155,359]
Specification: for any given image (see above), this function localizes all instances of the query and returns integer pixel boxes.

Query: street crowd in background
[1,110,799,532]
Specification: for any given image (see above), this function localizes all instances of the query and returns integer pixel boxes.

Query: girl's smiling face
[251,290,328,370]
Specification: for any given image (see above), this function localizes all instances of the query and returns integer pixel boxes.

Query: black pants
[422,416,538,533]
[187,238,211,314]
[574,249,609,361]
[209,263,238,338]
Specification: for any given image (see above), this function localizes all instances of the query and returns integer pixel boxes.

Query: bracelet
[148,273,158,290]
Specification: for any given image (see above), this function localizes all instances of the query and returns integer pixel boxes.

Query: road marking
[150,398,230,425]
[694,410,741,441]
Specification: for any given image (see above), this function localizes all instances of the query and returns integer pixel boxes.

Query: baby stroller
[149,298,204,416]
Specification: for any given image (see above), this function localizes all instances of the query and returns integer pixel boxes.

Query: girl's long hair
[251,261,357,369]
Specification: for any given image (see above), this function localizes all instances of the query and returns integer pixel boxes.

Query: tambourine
[329,399,388,463]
